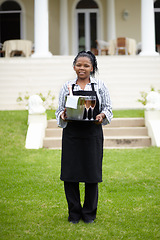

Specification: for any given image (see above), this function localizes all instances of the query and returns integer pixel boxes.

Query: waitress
[55,51,113,224]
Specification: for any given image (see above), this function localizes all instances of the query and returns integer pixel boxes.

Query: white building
[0,0,160,110]
[0,0,160,56]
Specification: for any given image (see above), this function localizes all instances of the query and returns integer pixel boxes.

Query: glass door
[90,12,97,50]
[78,12,85,51]
[76,9,98,52]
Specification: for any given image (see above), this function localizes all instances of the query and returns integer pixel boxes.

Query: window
[77,0,98,9]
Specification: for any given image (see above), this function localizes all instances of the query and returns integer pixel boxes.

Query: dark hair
[73,51,98,77]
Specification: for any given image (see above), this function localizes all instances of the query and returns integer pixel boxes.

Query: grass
[0,110,159,240]
[112,109,144,118]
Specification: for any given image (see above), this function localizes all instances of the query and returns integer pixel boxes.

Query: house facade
[0,0,160,111]
[0,0,160,56]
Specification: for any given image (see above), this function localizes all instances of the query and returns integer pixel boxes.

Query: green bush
[17,91,55,110]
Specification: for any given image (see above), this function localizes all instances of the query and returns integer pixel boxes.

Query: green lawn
[112,109,144,118]
[0,110,159,240]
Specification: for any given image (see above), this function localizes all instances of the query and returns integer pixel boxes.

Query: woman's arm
[55,83,69,128]
[98,80,113,125]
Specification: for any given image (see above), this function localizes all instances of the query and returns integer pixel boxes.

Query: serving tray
[65,118,98,122]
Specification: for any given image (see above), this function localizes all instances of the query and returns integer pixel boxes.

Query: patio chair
[96,40,109,55]
[10,50,25,57]
[136,42,142,54]
[115,37,128,55]
[0,43,5,57]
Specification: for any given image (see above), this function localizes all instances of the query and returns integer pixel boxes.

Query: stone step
[106,118,145,127]
[47,119,58,128]
[45,126,148,137]
[43,137,62,149]
[1,56,160,110]
[47,118,145,128]
[104,136,151,148]
[43,118,151,149]
[104,127,148,136]
[45,128,63,137]
[43,136,151,149]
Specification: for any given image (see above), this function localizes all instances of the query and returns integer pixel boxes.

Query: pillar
[106,0,116,41]
[60,0,69,55]
[32,0,52,58]
[140,0,159,56]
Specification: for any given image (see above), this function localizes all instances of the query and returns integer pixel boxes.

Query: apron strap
[91,83,95,91]
[72,84,75,92]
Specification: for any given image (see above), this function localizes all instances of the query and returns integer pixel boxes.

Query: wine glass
[85,96,91,120]
[90,96,96,120]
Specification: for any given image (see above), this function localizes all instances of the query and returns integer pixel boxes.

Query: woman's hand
[96,113,105,124]
[60,108,67,121]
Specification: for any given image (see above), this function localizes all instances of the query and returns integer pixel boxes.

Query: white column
[106,0,116,41]
[32,0,52,58]
[60,0,69,55]
[140,0,159,56]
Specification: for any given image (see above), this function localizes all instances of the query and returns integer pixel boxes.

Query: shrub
[137,86,160,106]
[17,91,55,110]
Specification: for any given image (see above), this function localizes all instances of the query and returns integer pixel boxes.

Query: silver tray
[65,118,98,122]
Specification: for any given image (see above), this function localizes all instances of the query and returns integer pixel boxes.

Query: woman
[55,51,113,224]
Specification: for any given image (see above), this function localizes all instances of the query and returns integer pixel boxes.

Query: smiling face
[73,57,93,81]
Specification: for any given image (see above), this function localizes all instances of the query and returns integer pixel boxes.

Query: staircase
[43,118,151,149]
[0,56,160,110]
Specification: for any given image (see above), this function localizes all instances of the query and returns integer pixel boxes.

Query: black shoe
[83,219,94,224]
[69,219,79,224]
[68,217,80,224]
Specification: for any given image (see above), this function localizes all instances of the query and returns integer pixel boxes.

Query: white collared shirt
[55,77,113,128]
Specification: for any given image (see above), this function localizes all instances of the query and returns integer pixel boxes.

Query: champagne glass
[90,96,96,120]
[85,96,91,120]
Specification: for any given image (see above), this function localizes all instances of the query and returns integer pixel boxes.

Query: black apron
[61,83,103,183]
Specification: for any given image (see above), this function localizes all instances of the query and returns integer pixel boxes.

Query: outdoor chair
[115,37,128,55]
[96,40,109,55]
[0,43,5,57]
[10,50,25,57]
[136,42,142,54]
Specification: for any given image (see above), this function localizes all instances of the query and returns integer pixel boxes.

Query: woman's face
[74,57,93,80]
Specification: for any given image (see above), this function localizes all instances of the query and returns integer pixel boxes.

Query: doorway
[76,0,99,52]
[0,0,22,44]
[154,0,160,52]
